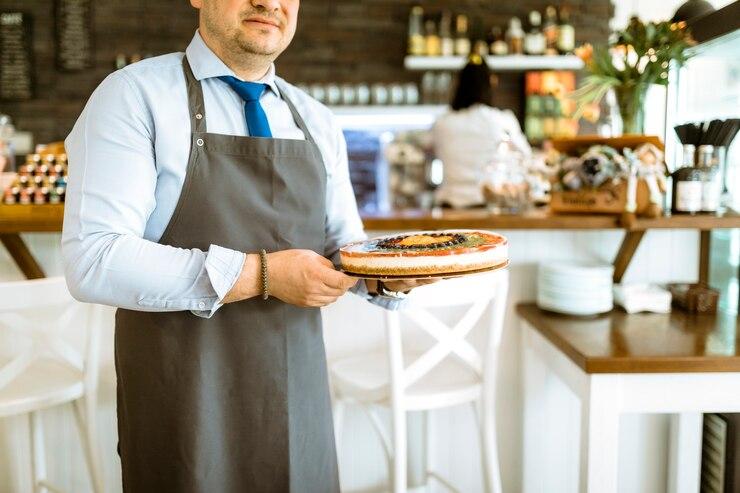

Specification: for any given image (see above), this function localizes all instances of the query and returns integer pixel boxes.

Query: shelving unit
[404,55,584,72]
[330,104,448,129]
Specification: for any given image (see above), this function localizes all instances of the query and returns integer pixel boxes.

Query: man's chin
[236,36,281,57]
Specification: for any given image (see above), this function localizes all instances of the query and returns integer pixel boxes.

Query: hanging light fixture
[671,0,715,23]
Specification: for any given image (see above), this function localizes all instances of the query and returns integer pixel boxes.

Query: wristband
[259,249,269,300]
[376,280,408,299]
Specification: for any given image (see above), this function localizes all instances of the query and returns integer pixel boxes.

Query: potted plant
[572,17,695,134]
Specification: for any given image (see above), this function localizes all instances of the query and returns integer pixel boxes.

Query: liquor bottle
[407,6,426,56]
[506,17,524,55]
[439,11,455,57]
[489,26,508,56]
[524,11,546,55]
[3,188,15,204]
[543,5,559,55]
[473,39,489,57]
[454,15,471,57]
[671,144,703,214]
[19,188,31,205]
[557,5,575,54]
[697,145,720,213]
[424,19,441,57]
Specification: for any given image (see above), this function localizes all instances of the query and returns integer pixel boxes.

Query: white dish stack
[537,262,614,316]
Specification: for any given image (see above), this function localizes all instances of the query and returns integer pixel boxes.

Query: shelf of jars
[404,54,584,72]
[330,105,448,130]
[329,105,447,116]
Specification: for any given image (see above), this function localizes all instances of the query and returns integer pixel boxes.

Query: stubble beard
[202,9,280,69]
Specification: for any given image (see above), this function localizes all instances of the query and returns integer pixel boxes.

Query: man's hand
[267,250,358,307]
[222,249,357,307]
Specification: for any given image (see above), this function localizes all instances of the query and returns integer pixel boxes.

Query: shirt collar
[185,30,280,96]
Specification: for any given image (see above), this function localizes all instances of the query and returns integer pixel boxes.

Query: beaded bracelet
[259,249,269,300]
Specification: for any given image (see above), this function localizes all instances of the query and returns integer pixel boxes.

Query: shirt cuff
[350,276,407,311]
[190,244,246,318]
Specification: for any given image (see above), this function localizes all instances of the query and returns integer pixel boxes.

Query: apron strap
[182,56,207,134]
[182,56,320,146]
[275,79,318,146]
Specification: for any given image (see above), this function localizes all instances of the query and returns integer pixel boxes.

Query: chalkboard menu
[56,0,93,71]
[0,12,34,101]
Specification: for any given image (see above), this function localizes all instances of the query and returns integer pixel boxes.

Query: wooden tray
[341,260,509,280]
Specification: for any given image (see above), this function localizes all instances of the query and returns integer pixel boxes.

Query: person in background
[433,55,531,208]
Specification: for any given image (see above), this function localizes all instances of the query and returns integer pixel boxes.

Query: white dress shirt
[62,30,399,317]
[433,104,531,208]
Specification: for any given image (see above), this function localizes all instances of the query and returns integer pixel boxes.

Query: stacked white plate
[537,262,614,316]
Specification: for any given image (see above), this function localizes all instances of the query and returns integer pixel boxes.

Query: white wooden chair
[0,277,104,493]
[331,269,509,493]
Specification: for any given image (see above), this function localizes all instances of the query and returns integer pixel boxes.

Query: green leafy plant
[571,17,695,133]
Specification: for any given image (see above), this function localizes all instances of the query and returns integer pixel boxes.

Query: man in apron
[62,1,430,491]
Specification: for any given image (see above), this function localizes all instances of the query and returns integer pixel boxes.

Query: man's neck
[199,29,271,81]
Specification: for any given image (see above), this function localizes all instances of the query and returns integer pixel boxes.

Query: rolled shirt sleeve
[62,70,244,318]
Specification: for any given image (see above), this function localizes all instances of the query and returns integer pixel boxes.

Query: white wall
[0,228,700,492]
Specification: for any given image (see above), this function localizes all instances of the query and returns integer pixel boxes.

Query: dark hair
[450,60,493,111]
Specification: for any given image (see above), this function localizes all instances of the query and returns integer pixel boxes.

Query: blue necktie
[218,76,273,138]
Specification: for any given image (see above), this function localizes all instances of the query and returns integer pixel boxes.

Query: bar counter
[1,203,739,280]
[4,203,739,233]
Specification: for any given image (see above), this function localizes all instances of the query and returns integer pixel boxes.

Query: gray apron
[113,57,339,493]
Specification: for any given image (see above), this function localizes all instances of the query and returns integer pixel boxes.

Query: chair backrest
[384,269,509,397]
[0,277,102,395]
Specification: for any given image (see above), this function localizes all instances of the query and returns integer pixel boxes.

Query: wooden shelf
[404,55,584,72]
[1,204,737,281]
[0,203,65,233]
[2,204,739,234]
[361,207,740,232]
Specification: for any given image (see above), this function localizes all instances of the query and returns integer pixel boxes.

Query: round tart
[340,230,508,276]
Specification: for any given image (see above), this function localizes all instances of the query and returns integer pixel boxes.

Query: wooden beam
[613,230,646,283]
[0,233,45,279]
[699,230,711,285]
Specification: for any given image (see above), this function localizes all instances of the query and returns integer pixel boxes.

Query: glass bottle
[557,5,575,54]
[543,5,559,55]
[425,19,441,57]
[697,144,720,213]
[671,144,703,214]
[489,26,508,56]
[439,11,454,57]
[524,10,546,55]
[506,17,524,55]
[454,14,471,57]
[473,39,489,57]
[407,6,426,56]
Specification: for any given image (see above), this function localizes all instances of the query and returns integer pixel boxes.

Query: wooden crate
[550,135,664,215]
[550,180,653,214]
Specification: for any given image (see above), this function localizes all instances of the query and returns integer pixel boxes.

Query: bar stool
[0,277,104,493]
[331,269,508,493]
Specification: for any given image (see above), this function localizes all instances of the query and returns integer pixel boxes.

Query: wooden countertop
[2,204,740,233]
[362,207,740,231]
[517,303,740,374]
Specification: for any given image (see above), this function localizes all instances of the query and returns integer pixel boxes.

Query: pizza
[339,230,508,276]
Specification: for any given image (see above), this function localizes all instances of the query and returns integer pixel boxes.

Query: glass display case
[333,105,446,213]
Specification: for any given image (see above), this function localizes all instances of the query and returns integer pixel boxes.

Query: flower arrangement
[572,17,695,134]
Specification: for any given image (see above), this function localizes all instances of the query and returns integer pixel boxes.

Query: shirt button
[198,301,206,310]
[196,138,204,146]
[195,113,203,120]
